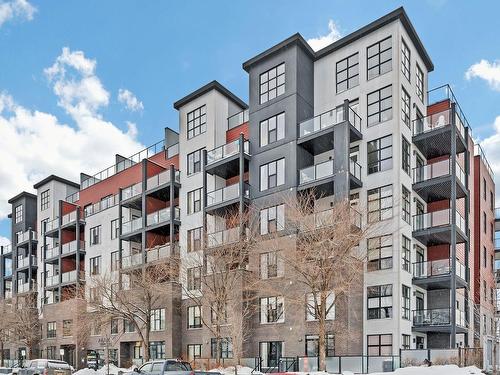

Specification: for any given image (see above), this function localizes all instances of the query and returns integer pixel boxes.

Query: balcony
[16,230,37,246]
[17,255,37,269]
[1,244,12,256]
[412,108,467,159]
[61,240,85,256]
[44,245,60,261]
[61,210,84,228]
[297,106,362,155]
[298,160,335,195]
[122,217,143,238]
[412,159,467,202]
[412,209,467,246]
[121,182,143,209]
[302,207,362,232]
[413,308,468,333]
[122,252,143,270]
[412,259,468,290]
[205,139,250,179]
[17,282,35,294]
[61,270,78,284]
[45,274,59,288]
[146,243,177,263]
[146,206,180,229]
[146,169,180,200]
[228,109,249,130]
[206,183,250,214]
[349,159,362,189]
[84,194,119,218]
[45,217,59,236]
[207,227,247,249]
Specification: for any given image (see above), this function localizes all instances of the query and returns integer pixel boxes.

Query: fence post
[339,356,341,374]
[427,349,431,363]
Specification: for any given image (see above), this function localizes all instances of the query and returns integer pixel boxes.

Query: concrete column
[202,149,208,234]
[75,207,81,294]
[333,99,351,201]
[169,165,176,245]
[118,188,123,289]
[450,102,457,348]
[141,159,147,273]
[239,133,245,235]
[463,126,471,346]
[58,200,62,299]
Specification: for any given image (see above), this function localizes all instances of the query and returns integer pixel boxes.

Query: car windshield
[165,362,190,371]
[0,370,12,374]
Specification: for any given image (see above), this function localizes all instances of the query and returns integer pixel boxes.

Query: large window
[402,285,410,320]
[367,134,392,174]
[260,63,285,104]
[260,296,284,324]
[188,306,202,329]
[260,251,283,279]
[41,189,50,211]
[367,85,392,126]
[14,205,23,224]
[367,36,392,80]
[401,87,410,128]
[306,292,335,321]
[336,53,359,93]
[111,219,120,240]
[111,251,120,272]
[211,338,233,359]
[402,136,410,175]
[260,113,285,147]
[368,334,392,356]
[416,64,424,102]
[368,185,393,223]
[305,334,335,357]
[90,256,101,275]
[149,341,165,360]
[187,344,202,361]
[187,188,202,214]
[260,159,285,191]
[47,322,56,338]
[367,284,393,319]
[401,39,410,82]
[187,105,206,139]
[90,225,101,245]
[187,267,202,291]
[110,319,119,334]
[402,235,411,273]
[187,227,202,252]
[123,319,135,333]
[150,308,165,331]
[62,320,72,337]
[260,204,285,235]
[402,185,411,224]
[187,149,203,175]
[402,334,410,350]
[367,235,393,271]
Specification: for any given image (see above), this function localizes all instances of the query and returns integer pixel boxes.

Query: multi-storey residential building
[0,6,497,370]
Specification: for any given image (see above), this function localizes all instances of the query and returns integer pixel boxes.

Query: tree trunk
[143,323,150,362]
[318,292,327,372]
[1,340,4,367]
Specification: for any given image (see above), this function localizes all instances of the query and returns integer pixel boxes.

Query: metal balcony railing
[146,169,180,191]
[206,139,250,165]
[45,274,59,287]
[207,227,247,248]
[61,270,77,283]
[146,243,176,263]
[65,191,80,204]
[206,183,250,207]
[17,255,37,268]
[17,282,35,294]
[412,209,466,233]
[413,308,467,327]
[228,109,249,130]
[412,259,467,280]
[303,207,362,230]
[84,194,119,217]
[45,245,59,259]
[349,159,362,180]
[146,207,180,226]
[122,253,143,269]
[122,217,143,234]
[61,240,85,255]
[412,108,466,139]
[1,244,12,255]
[298,105,361,138]
[122,182,142,201]
[413,158,466,185]
[17,230,37,243]
[45,217,59,232]
[299,160,334,185]
[61,211,79,226]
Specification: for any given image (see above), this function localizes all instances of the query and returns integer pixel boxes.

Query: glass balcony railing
[146,169,180,191]
[299,160,334,185]
[122,217,143,235]
[61,211,78,226]
[206,139,250,165]
[146,207,180,226]
[45,217,59,232]
[4,291,12,299]
[17,255,37,268]
[413,159,466,186]
[413,308,467,327]
[45,245,59,259]
[349,159,362,180]
[61,270,77,283]
[84,194,119,217]
[412,108,466,139]
[303,207,362,230]
[207,227,243,248]
[298,105,361,138]
[17,282,34,294]
[17,230,37,244]
[228,109,249,130]
[45,274,59,287]
[122,182,142,201]
[1,244,12,255]
[61,240,85,255]
[146,243,176,263]
[412,209,466,234]
[412,259,467,280]
[206,183,250,207]
[122,253,143,269]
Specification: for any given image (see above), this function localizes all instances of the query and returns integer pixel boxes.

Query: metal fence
[400,348,483,368]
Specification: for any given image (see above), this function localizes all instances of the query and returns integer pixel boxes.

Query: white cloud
[0,0,36,28]
[477,116,500,199]
[307,20,342,52]
[0,236,9,247]
[0,47,144,219]
[465,59,500,91]
[118,88,144,112]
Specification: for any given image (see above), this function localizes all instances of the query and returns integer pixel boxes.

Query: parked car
[17,360,72,375]
[128,359,220,375]
[0,367,14,375]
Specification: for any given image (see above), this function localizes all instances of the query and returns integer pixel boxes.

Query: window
[187,344,202,361]
[187,227,202,252]
[62,320,72,337]
[150,308,165,331]
[149,341,165,360]
[402,136,410,175]
[402,235,411,273]
[46,346,56,360]
[367,284,393,319]
[416,64,424,102]
[484,212,487,233]
[110,319,119,335]
[367,36,392,80]
[260,251,283,279]
[90,256,101,275]
[368,185,393,223]
[260,204,285,235]
[111,219,120,240]
[188,306,202,329]
[187,188,202,214]
[260,63,285,104]
[14,205,23,224]
[401,87,410,128]
[47,322,56,338]
[260,296,284,323]
[84,204,93,217]
[402,334,410,350]
[367,235,393,271]
[306,292,335,321]
[90,225,101,245]
[187,149,203,175]
[187,105,206,139]
[15,231,22,244]
[100,195,113,210]
[367,334,392,356]
[483,178,486,199]
[305,334,335,357]
[211,301,228,325]
[211,338,233,359]
[483,246,487,268]
[111,251,120,271]
[40,218,49,236]
[89,287,99,303]
[367,85,392,126]
[402,285,410,320]
[401,39,410,82]
[491,191,494,211]
[260,112,285,147]
[402,185,411,224]
[260,158,285,191]
[187,267,202,291]
[41,189,50,211]
[367,135,392,174]
[123,319,135,333]
[336,53,359,93]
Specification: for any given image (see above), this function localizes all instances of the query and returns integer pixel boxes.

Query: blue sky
[1,0,500,242]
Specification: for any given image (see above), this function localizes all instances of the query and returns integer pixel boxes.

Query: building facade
[0,6,496,370]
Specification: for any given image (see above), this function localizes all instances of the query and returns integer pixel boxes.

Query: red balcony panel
[226,122,249,143]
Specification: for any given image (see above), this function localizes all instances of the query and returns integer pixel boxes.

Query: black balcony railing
[412,259,466,280]
[413,308,467,327]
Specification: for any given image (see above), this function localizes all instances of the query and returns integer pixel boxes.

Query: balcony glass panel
[46,218,59,232]
[147,170,172,191]
[207,227,241,248]
[413,159,466,186]
[122,182,142,201]
[122,253,143,269]
[147,207,171,226]
[146,243,174,263]
[61,270,77,283]
[412,209,465,233]
[122,217,143,234]
[45,274,59,287]
[61,240,84,255]
[413,308,467,328]
[299,160,334,184]
[207,183,250,207]
[45,246,59,259]
[17,255,37,268]
[228,109,249,130]
[413,259,466,280]
[1,245,12,255]
[206,139,250,165]
[298,105,361,138]
[18,230,37,243]
[413,108,465,139]
[349,159,362,180]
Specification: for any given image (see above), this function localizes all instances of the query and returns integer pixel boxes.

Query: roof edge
[173,80,248,110]
[33,174,80,190]
[8,191,37,204]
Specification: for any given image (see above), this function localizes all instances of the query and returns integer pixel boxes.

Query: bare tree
[12,292,41,359]
[0,299,15,366]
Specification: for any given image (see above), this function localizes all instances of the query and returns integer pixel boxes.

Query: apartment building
[0,6,496,370]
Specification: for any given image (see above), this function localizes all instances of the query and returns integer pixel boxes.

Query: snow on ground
[74,364,133,375]
[208,366,263,375]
